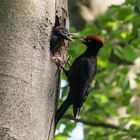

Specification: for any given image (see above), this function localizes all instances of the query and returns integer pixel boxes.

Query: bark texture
[0,0,68,139]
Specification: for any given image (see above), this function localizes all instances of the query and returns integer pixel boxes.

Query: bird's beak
[79,38,86,44]
[65,35,75,42]
[65,32,79,42]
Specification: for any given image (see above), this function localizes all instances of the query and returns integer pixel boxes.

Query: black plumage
[50,26,73,65]
[50,26,70,53]
[55,35,104,126]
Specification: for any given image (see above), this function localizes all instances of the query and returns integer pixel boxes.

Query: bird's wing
[69,58,94,117]
[50,36,61,53]
[76,58,91,105]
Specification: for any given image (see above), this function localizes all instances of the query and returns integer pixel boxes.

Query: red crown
[86,35,104,44]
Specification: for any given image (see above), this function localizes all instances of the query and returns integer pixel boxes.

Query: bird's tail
[73,106,80,118]
[55,93,72,128]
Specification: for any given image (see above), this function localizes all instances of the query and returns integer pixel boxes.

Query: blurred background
[55,0,140,139]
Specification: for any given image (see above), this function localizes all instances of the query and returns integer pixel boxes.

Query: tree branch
[63,115,128,132]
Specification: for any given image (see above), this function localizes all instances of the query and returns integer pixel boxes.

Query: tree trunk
[0,0,68,139]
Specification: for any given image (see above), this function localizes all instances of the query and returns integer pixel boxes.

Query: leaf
[106,21,118,30]
[129,124,140,138]
[55,136,68,140]
[132,15,140,26]
[132,38,140,46]
[106,107,119,116]
[118,7,132,20]
[128,115,140,124]
[127,106,135,114]
[124,45,136,62]
[121,93,131,105]
[114,46,124,59]
[93,94,109,104]
[98,58,109,68]
[121,32,127,39]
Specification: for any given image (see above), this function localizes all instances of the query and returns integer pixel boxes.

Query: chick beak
[65,35,75,42]
[65,33,79,42]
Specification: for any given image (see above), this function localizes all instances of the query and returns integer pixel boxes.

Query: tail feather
[55,93,72,127]
[73,106,80,118]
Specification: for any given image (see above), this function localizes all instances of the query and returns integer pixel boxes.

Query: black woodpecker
[55,34,104,127]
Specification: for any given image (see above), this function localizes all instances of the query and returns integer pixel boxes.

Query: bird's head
[53,26,75,41]
[81,35,104,48]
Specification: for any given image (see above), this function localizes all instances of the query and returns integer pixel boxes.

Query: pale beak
[68,33,80,40]
[79,38,86,44]
[65,32,79,42]
[66,35,75,42]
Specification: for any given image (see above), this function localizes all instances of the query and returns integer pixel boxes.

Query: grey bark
[0,0,68,139]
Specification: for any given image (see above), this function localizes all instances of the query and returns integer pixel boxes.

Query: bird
[50,26,74,66]
[55,34,104,127]
[50,26,73,53]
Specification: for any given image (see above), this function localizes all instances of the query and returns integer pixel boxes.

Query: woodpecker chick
[55,34,104,126]
[50,26,74,66]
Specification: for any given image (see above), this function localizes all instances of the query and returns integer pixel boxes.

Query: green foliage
[55,0,140,139]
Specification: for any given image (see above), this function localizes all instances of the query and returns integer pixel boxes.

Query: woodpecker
[50,26,74,66]
[55,34,104,126]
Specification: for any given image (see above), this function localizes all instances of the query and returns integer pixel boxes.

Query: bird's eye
[88,39,91,43]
